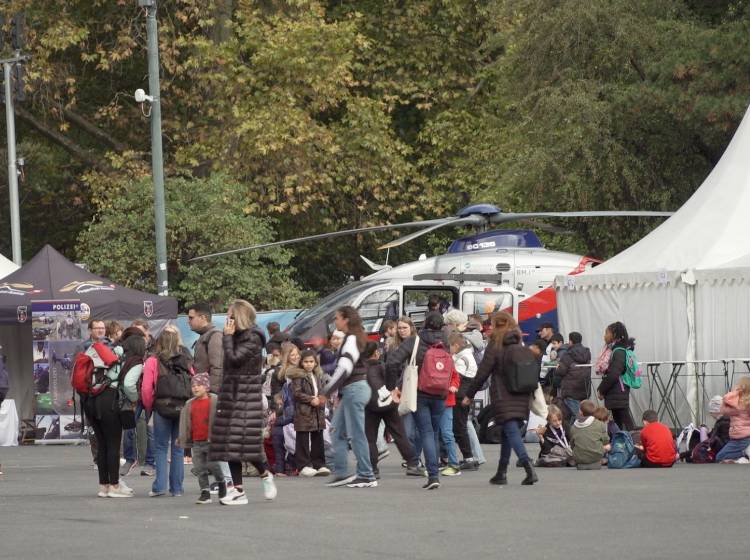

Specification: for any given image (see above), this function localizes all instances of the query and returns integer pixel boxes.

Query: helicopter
[192,204,673,345]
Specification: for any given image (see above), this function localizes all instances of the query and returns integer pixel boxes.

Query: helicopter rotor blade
[490,210,674,224]
[187,217,451,262]
[377,215,487,250]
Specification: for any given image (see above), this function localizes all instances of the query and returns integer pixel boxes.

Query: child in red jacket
[636,410,677,468]
[438,359,461,477]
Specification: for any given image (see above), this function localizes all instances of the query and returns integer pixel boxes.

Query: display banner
[32,300,86,441]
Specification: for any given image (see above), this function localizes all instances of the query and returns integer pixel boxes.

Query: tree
[76,173,311,311]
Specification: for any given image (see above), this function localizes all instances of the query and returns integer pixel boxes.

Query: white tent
[555,104,750,427]
[0,253,19,279]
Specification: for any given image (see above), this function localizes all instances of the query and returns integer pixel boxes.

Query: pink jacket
[141,355,159,412]
[720,391,750,440]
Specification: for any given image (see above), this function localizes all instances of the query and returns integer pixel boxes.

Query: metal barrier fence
[581,359,750,428]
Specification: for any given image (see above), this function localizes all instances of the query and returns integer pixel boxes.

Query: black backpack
[154,354,192,419]
[502,344,540,394]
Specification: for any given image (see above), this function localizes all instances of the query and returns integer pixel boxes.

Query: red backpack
[418,342,454,397]
[71,342,119,396]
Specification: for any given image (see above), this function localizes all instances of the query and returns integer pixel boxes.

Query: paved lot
[1,444,749,560]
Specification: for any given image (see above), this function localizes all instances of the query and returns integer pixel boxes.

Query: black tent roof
[0,245,178,324]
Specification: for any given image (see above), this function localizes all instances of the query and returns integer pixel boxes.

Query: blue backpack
[608,431,641,469]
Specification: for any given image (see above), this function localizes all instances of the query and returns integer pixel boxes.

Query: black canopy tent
[0,245,178,422]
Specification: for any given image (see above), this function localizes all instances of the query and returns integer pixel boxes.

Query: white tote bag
[529,383,548,418]
[398,335,420,416]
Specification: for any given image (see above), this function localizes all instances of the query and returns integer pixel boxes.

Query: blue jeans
[402,412,422,460]
[499,419,529,467]
[467,419,485,463]
[414,396,445,478]
[439,406,459,467]
[332,380,374,479]
[152,410,184,495]
[123,403,154,466]
[716,437,750,462]
[563,398,580,422]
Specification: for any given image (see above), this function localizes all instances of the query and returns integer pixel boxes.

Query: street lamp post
[139,0,168,295]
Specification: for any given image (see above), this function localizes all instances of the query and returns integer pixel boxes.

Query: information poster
[32,300,86,441]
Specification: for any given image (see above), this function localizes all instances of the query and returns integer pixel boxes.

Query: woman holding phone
[210,299,278,505]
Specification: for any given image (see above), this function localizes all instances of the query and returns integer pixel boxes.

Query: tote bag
[398,336,420,416]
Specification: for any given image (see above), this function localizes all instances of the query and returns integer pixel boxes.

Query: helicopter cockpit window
[357,289,400,333]
[462,291,513,322]
[404,288,456,327]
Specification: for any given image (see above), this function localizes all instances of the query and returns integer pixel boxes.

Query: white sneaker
[107,485,133,498]
[220,487,248,505]
[315,466,331,476]
[262,474,277,500]
[97,485,109,498]
[736,457,750,464]
[118,480,134,494]
[300,466,317,477]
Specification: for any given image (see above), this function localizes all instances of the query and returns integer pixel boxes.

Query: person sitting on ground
[535,404,574,467]
[715,377,750,463]
[593,406,620,442]
[635,410,677,468]
[571,400,611,470]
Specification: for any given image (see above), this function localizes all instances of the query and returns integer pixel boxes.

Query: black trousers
[611,408,635,431]
[85,388,122,485]
[452,403,473,460]
[295,430,325,469]
[365,407,418,470]
[228,460,268,487]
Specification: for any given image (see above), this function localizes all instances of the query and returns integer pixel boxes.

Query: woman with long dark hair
[597,322,636,431]
[321,306,377,488]
[463,312,538,486]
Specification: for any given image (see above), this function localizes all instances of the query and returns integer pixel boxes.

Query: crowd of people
[76,301,750,503]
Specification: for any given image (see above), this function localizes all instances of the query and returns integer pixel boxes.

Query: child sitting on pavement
[177,373,232,504]
[571,400,611,470]
[635,410,678,468]
[535,404,574,467]
[715,377,750,463]
[593,406,620,442]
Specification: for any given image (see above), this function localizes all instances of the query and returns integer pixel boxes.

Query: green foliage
[4,0,750,298]
[76,174,312,311]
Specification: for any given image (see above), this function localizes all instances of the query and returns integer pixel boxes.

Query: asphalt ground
[1,444,749,560]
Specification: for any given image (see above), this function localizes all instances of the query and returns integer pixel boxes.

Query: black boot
[521,460,538,485]
[489,463,508,485]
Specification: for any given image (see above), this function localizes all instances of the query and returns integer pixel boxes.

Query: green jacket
[571,416,609,465]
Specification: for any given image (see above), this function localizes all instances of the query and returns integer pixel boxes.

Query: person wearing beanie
[177,372,232,504]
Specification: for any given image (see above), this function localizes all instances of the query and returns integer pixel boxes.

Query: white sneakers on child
[262,473,277,500]
[300,466,317,477]
[220,487,248,505]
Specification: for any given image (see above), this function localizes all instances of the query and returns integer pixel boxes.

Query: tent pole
[682,271,699,424]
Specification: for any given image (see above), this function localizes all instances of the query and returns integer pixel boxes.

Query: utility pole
[1,13,26,266]
[139,0,168,295]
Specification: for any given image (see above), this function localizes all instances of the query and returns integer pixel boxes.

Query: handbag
[118,398,137,430]
[398,335,420,416]
[529,383,548,418]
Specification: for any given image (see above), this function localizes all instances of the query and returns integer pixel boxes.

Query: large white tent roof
[567,105,750,288]
[0,253,19,279]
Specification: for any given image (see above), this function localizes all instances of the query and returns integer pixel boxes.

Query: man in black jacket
[554,332,591,423]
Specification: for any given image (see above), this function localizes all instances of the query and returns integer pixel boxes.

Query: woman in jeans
[322,306,376,488]
[386,312,449,490]
[141,326,193,497]
[463,312,538,486]
[210,299,277,504]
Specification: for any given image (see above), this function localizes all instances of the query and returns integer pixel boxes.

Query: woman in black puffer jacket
[210,299,277,505]
[596,321,635,431]
[464,312,538,486]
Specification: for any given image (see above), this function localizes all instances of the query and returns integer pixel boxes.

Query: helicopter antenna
[385,248,390,267]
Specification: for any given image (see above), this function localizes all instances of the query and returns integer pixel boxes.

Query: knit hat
[331,330,345,339]
[708,395,722,414]
[192,372,210,389]
[443,309,468,327]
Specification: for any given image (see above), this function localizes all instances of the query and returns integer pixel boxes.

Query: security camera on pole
[1,12,27,266]
[136,0,169,296]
